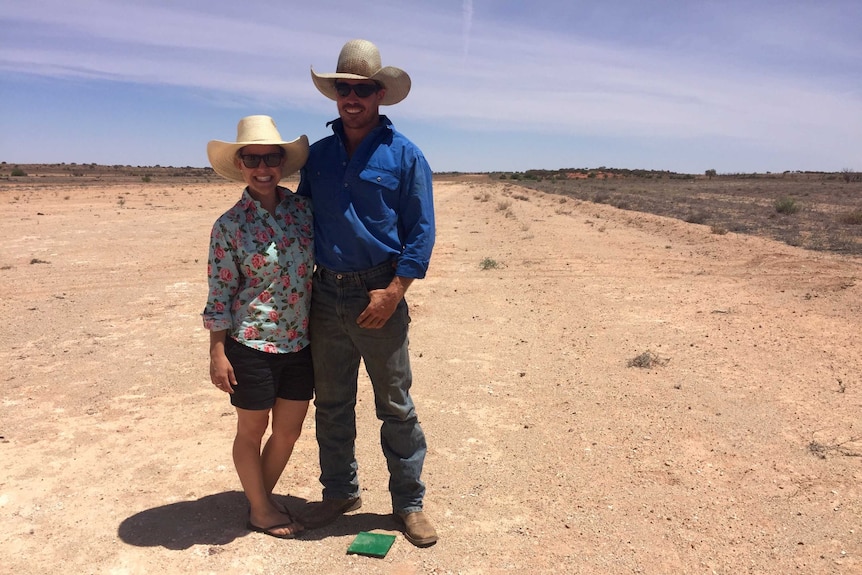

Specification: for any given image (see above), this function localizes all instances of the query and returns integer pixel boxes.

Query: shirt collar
[326,115,393,136]
[240,186,284,211]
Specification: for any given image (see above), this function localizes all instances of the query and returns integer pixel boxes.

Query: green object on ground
[346,531,397,558]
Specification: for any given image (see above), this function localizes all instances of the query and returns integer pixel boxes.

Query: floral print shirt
[202,186,313,353]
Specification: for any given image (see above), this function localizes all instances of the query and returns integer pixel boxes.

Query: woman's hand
[209,330,236,393]
[210,352,236,394]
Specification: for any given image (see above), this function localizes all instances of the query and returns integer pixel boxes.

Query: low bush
[774,197,800,214]
[839,211,862,225]
[479,257,500,270]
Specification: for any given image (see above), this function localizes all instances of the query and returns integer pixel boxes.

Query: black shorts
[224,337,314,410]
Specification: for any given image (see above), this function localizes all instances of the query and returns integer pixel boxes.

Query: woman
[202,115,313,539]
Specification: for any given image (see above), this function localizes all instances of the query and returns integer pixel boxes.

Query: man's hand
[357,276,414,329]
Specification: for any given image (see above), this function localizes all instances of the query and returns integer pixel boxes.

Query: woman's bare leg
[233,407,299,535]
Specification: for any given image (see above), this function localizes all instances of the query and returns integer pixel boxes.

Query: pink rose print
[256,230,269,243]
[288,293,300,306]
[281,275,292,288]
[287,329,298,340]
[219,268,233,282]
[297,263,308,276]
[263,343,278,353]
[260,291,272,303]
[215,301,225,313]
[251,253,267,269]
[244,326,260,340]
[215,245,226,260]
[269,310,279,322]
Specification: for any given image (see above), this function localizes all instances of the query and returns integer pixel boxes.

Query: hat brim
[311,66,411,106]
[206,135,309,182]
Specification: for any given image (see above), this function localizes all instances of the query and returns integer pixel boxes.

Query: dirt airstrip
[1,173,861,574]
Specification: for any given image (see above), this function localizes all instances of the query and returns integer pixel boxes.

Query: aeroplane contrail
[462,0,473,60]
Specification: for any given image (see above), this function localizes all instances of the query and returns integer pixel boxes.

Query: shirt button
[343,183,349,188]
[377,176,381,182]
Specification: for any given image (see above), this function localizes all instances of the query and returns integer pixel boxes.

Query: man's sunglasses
[334,82,380,98]
[240,152,284,169]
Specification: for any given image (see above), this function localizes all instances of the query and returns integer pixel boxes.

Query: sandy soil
[1,177,861,574]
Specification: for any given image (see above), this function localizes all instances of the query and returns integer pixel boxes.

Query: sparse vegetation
[11,168,26,177]
[627,350,669,368]
[479,257,500,270]
[511,171,861,255]
[774,197,800,215]
[808,437,862,459]
[684,211,709,225]
[593,192,610,204]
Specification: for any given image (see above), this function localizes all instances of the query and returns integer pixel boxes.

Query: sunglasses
[334,82,380,98]
[239,152,284,169]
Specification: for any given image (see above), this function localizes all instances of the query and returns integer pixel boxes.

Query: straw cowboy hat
[311,39,411,106]
[207,115,309,182]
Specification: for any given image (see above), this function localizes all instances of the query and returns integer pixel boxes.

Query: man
[297,39,437,547]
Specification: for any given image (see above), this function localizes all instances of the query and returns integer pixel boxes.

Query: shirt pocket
[359,166,400,191]
[358,166,400,224]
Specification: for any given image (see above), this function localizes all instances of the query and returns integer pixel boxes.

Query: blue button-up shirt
[297,116,435,279]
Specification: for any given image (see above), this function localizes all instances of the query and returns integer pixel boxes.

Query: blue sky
[1,0,860,174]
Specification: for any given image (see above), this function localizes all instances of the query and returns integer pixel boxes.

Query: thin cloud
[462,0,473,61]
[1,0,860,171]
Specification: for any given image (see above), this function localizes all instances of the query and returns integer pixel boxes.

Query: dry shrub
[627,350,669,368]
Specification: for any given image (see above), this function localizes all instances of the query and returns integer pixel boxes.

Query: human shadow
[294,503,401,542]
[118,491,303,550]
[119,492,402,549]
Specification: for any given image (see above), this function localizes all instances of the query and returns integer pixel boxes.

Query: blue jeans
[310,262,427,513]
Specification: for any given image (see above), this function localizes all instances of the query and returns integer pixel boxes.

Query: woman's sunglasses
[334,82,380,98]
[240,153,284,169]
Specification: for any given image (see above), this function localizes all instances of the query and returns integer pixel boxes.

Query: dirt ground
[1,174,861,574]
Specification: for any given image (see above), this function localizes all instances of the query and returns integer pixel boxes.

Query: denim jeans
[310,262,427,513]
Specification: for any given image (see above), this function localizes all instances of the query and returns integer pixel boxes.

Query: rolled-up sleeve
[201,220,238,332]
[396,149,435,279]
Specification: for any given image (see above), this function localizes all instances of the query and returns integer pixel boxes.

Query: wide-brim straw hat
[311,39,411,106]
[207,115,309,182]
